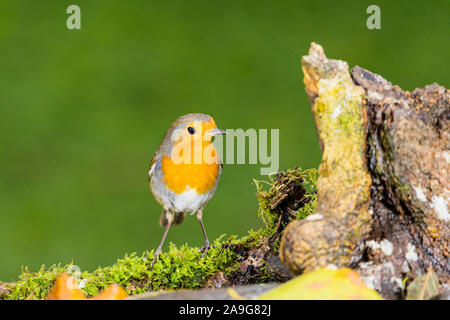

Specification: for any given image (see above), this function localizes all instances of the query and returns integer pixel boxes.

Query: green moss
[296,194,317,219]
[1,168,317,300]
[1,231,266,300]
[2,264,68,300]
[255,167,317,233]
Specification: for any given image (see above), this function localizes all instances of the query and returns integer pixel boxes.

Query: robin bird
[148,113,226,263]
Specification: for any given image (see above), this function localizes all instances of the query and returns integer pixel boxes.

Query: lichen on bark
[280,43,372,274]
[280,42,449,299]
[352,67,449,298]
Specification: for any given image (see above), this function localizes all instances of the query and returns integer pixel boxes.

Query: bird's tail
[159,210,186,227]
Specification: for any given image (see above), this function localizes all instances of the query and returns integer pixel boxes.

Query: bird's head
[158,113,226,161]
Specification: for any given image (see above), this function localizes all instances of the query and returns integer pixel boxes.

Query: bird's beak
[205,128,227,136]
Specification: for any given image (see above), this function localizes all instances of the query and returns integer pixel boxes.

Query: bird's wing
[148,154,158,181]
[219,158,223,176]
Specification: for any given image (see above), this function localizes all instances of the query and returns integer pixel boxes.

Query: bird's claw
[151,249,161,266]
[197,241,216,260]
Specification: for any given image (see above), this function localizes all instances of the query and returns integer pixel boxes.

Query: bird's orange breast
[161,153,219,195]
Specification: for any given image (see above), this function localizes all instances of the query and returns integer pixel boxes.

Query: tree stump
[280,43,449,299]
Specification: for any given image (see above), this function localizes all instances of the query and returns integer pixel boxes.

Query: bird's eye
[187,127,196,135]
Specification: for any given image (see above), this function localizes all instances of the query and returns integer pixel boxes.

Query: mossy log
[0,167,317,300]
[280,43,449,299]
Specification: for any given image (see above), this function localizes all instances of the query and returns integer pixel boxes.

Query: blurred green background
[0,0,448,281]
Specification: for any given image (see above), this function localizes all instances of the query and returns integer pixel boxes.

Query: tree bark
[280,43,449,299]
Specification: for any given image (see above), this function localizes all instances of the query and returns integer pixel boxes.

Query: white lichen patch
[413,185,427,202]
[358,261,373,270]
[380,240,394,256]
[326,264,338,270]
[358,261,395,292]
[405,243,418,262]
[362,275,376,290]
[331,104,343,119]
[401,260,410,273]
[430,195,449,222]
[442,151,450,164]
[367,90,383,102]
[390,276,404,290]
[305,213,323,221]
[365,240,378,251]
[366,239,394,256]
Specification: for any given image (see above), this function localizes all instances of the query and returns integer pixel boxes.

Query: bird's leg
[152,212,173,265]
[196,210,215,259]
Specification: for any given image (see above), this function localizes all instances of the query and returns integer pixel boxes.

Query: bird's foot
[197,241,217,260]
[151,248,162,266]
